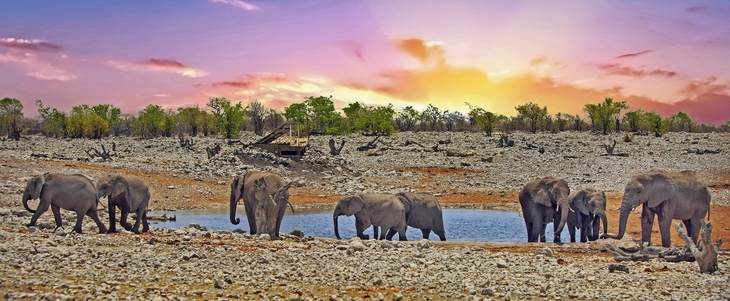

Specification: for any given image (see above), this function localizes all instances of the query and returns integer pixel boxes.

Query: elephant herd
[521,170,711,247]
[22,169,711,248]
[22,173,151,234]
[230,171,447,241]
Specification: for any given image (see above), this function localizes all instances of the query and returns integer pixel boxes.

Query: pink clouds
[107,58,209,78]
[0,38,63,52]
[614,50,652,59]
[680,76,729,96]
[627,93,730,125]
[597,63,677,78]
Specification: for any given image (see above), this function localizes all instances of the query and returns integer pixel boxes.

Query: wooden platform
[253,122,308,160]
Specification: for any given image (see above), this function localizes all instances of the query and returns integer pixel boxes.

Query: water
[150,208,573,242]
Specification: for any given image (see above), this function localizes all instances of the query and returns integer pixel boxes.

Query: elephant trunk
[554,198,569,241]
[333,209,341,239]
[597,210,608,235]
[604,200,630,239]
[22,191,35,213]
[230,193,240,225]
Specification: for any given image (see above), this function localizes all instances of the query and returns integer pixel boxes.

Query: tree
[220,99,246,139]
[247,100,267,136]
[421,104,442,131]
[583,97,628,135]
[622,109,645,132]
[90,104,121,135]
[283,103,309,126]
[264,109,284,132]
[162,109,176,137]
[515,102,548,133]
[466,103,500,136]
[0,98,24,140]
[177,106,203,137]
[304,95,341,134]
[83,114,109,139]
[669,111,693,132]
[396,106,420,131]
[644,111,666,137]
[554,113,569,132]
[355,104,396,135]
[36,100,67,138]
[134,104,165,137]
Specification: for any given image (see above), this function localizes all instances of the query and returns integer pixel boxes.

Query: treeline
[0,96,728,141]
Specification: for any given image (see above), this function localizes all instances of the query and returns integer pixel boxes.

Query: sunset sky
[2,1,729,124]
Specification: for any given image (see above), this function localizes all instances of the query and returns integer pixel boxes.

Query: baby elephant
[22,173,108,234]
[565,188,607,242]
[333,193,407,240]
[96,174,151,234]
[384,192,446,241]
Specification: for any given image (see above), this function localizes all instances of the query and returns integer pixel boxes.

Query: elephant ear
[531,186,553,207]
[31,175,46,199]
[341,195,364,216]
[111,176,130,200]
[647,173,676,208]
[274,182,291,201]
[570,190,590,215]
[231,175,245,203]
[397,195,412,216]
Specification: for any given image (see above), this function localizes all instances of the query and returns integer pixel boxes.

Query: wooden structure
[253,122,308,159]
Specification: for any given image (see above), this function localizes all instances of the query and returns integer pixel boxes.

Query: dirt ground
[6,159,729,252]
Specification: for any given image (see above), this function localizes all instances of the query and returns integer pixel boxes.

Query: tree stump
[674,221,722,273]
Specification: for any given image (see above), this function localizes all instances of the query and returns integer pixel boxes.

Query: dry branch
[329,138,345,156]
[86,144,115,161]
[357,135,381,152]
[675,221,722,273]
[206,144,222,160]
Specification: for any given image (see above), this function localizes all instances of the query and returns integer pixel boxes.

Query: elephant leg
[590,217,601,241]
[373,226,379,240]
[107,200,118,233]
[72,211,85,234]
[524,219,535,242]
[640,205,655,245]
[657,215,673,248]
[141,211,150,233]
[86,208,108,234]
[355,218,371,240]
[421,229,432,240]
[434,229,446,241]
[385,228,396,240]
[51,204,63,230]
[539,223,547,243]
[28,200,51,227]
[568,225,576,243]
[131,208,143,234]
[244,201,256,235]
[395,223,407,241]
[120,206,133,231]
[579,224,589,243]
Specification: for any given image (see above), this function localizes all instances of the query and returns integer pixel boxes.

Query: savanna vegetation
[0,95,728,141]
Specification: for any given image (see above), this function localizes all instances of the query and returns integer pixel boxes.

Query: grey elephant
[602,170,710,247]
[518,177,570,243]
[564,188,607,243]
[383,192,446,241]
[251,178,292,239]
[333,193,407,241]
[96,174,151,234]
[230,170,292,238]
[22,173,108,234]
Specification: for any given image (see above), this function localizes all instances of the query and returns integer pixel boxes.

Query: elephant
[333,193,407,241]
[518,177,570,243]
[564,188,607,242]
[230,170,292,239]
[96,174,151,234]
[251,177,292,239]
[22,173,108,234]
[602,170,710,247]
[383,192,446,241]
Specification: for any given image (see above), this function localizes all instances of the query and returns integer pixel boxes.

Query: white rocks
[417,239,431,249]
[533,247,554,257]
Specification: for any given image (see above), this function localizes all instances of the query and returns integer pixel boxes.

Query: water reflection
[150,208,572,242]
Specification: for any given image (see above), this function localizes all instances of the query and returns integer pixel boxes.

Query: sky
[1,0,730,124]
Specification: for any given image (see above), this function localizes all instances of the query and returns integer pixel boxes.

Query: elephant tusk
[569,207,575,213]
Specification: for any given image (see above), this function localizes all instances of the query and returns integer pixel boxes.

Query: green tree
[264,109,284,132]
[90,104,121,134]
[220,99,246,139]
[162,109,176,137]
[355,104,395,135]
[134,104,165,137]
[644,111,666,137]
[726,120,730,133]
[396,106,420,131]
[283,103,309,125]
[515,102,548,133]
[421,104,442,131]
[304,95,341,134]
[622,109,645,132]
[83,114,109,139]
[36,100,67,137]
[0,98,25,140]
[669,111,693,132]
[342,102,365,132]
[196,110,214,136]
[583,97,628,135]
[466,103,500,136]
[177,106,203,136]
[66,105,90,138]
[554,113,569,132]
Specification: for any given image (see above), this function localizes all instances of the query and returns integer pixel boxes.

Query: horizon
[2,1,729,124]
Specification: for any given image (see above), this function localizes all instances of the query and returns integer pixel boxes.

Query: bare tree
[247,100,266,136]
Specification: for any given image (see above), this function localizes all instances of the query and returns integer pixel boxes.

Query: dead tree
[86,144,115,161]
[675,221,722,273]
[179,135,195,150]
[357,135,381,152]
[30,153,48,159]
[206,144,222,159]
[404,140,426,148]
[601,140,629,157]
[438,136,452,144]
[329,138,345,156]
[498,134,514,147]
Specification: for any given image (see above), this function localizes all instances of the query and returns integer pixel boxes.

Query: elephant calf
[22,173,108,234]
[334,193,407,241]
[96,174,151,234]
[383,192,446,241]
[565,188,607,243]
[518,177,571,243]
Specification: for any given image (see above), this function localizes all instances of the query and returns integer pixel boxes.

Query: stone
[533,247,554,257]
[289,229,305,238]
[418,239,431,249]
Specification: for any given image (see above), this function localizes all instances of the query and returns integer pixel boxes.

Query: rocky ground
[1,131,729,300]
